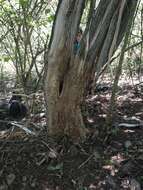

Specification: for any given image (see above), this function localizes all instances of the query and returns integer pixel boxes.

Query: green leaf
[47,163,63,171]
[4,56,11,62]
[47,15,54,23]
[19,0,28,7]
[0,0,5,4]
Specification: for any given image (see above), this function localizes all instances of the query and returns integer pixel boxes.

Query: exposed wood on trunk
[44,0,138,141]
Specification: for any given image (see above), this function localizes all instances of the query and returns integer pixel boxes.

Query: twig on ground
[78,154,93,169]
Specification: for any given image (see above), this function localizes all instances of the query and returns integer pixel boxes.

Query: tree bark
[45,57,87,140]
[44,0,138,141]
[106,0,137,129]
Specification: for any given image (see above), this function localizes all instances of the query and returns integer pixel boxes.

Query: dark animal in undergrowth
[9,100,27,119]
[0,94,27,119]
[9,94,22,103]
[9,94,27,119]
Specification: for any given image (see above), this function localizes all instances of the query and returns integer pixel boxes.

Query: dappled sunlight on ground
[0,76,142,189]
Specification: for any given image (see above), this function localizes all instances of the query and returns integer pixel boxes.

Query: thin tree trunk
[106,0,137,129]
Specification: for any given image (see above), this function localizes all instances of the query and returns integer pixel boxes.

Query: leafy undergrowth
[0,80,143,190]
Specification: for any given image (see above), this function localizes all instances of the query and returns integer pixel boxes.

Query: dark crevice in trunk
[59,80,64,96]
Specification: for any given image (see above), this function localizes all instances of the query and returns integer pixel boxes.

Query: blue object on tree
[74,40,80,54]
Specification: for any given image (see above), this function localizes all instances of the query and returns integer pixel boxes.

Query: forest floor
[0,77,143,190]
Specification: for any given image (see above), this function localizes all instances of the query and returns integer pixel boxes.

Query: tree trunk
[106,0,137,129]
[44,0,138,141]
[45,57,87,140]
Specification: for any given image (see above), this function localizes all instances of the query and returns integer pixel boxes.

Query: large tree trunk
[44,0,138,141]
[45,55,88,140]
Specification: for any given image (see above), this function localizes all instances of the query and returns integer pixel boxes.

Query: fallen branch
[11,122,36,135]
[118,123,143,128]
